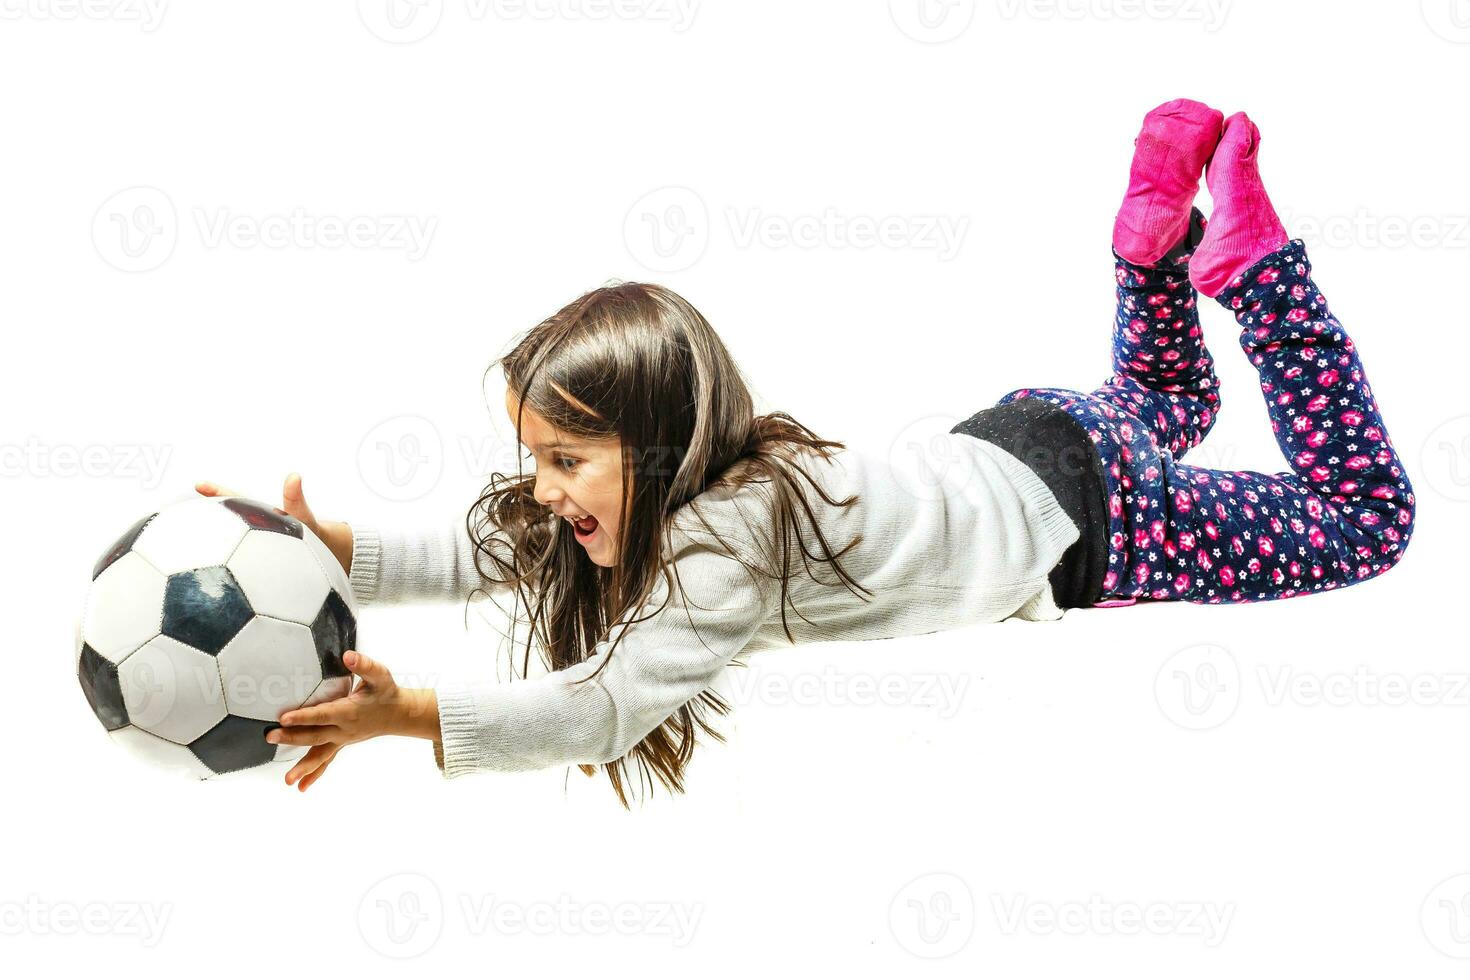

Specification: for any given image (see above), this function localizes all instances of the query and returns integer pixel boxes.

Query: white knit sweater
[347,434,1080,779]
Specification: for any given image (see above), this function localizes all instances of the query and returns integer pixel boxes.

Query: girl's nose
[532,475,564,508]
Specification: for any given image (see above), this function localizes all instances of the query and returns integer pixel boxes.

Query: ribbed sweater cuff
[431,679,481,779]
[348,524,382,604]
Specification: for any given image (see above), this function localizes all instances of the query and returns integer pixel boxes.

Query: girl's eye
[556,456,579,472]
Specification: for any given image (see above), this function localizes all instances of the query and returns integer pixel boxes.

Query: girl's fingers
[278,700,346,727]
[344,650,390,686]
[298,755,335,791]
[269,724,341,746]
[195,481,245,497]
[285,742,333,784]
[282,473,322,534]
[286,743,339,787]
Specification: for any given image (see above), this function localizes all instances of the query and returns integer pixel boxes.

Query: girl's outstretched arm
[341,509,778,776]
[427,529,777,776]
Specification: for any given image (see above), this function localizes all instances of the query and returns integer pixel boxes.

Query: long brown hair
[465,282,873,807]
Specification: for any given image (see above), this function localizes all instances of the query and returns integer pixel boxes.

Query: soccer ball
[76,496,359,779]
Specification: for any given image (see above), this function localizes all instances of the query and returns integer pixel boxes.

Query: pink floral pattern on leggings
[998,211,1415,603]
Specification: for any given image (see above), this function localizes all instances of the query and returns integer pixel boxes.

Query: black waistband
[950,399,1109,609]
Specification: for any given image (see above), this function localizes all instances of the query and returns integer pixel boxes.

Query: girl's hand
[268,651,441,790]
[283,742,343,792]
[195,473,353,574]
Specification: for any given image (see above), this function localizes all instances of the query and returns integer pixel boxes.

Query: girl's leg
[1148,239,1415,600]
[997,108,1415,602]
[1092,206,1221,458]
[1123,113,1416,600]
[1008,236,1415,602]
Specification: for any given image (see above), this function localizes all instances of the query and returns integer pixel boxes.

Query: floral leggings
[999,210,1416,604]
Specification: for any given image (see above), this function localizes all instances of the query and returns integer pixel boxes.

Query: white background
[7,0,1470,974]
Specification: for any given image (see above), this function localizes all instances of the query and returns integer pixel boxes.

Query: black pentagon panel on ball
[189,715,278,775]
[77,643,129,731]
[222,498,304,538]
[161,566,255,655]
[311,589,357,680]
[92,512,158,580]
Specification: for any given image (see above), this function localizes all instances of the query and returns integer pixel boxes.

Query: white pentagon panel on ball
[109,726,215,779]
[82,551,166,663]
[117,634,228,744]
[217,617,322,722]
[300,527,357,618]
[303,674,352,710]
[130,497,251,575]
[227,530,330,625]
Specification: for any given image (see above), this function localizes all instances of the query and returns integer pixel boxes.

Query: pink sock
[1189,112,1290,298]
[1112,98,1225,267]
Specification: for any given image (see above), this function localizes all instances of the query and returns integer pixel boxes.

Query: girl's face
[505,389,625,567]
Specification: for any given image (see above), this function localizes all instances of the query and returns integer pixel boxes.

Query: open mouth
[570,514,599,542]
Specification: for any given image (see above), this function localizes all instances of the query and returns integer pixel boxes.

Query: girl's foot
[1189,112,1290,298]
[1112,98,1225,267]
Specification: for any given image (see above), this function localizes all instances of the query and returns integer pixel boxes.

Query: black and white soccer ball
[76,496,358,779]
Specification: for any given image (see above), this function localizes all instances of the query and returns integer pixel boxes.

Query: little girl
[208,99,1415,802]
